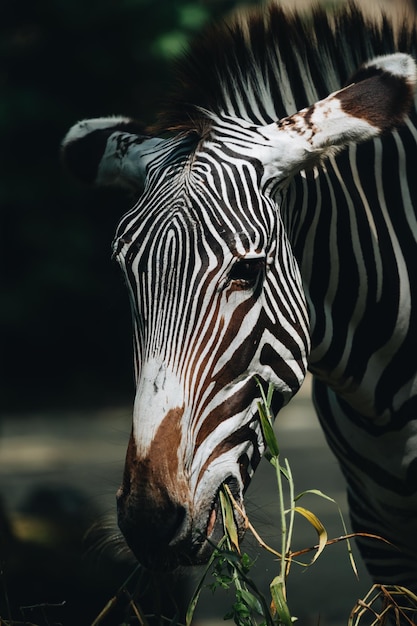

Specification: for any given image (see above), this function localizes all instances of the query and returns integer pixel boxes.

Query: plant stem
[274,455,287,583]
[284,458,295,559]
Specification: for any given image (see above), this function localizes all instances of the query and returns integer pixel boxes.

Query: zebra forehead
[115,149,278,257]
[116,210,272,268]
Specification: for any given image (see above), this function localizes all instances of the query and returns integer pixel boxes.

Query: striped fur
[112,126,310,567]
[62,1,417,587]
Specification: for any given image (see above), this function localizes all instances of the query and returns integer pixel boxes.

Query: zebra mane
[151,2,416,135]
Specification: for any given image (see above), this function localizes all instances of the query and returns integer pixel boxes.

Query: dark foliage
[1,0,258,411]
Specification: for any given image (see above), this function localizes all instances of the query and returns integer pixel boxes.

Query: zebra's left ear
[259,53,417,184]
[61,117,165,192]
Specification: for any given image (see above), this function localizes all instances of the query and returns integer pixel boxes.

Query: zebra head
[62,53,416,570]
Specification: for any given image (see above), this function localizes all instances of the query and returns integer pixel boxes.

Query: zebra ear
[61,117,165,192]
[259,53,417,183]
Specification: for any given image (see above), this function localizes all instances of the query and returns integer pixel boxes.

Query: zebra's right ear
[61,117,165,192]
[257,53,417,185]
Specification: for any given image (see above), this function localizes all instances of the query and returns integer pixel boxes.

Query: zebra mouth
[206,503,218,538]
[204,477,246,548]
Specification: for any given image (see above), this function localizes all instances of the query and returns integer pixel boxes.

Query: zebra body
[63,3,417,588]
[289,128,417,584]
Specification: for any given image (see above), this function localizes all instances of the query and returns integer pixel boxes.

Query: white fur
[132,359,185,456]
[62,116,133,145]
[364,52,417,84]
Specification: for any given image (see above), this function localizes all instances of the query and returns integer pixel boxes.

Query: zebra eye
[229,258,264,288]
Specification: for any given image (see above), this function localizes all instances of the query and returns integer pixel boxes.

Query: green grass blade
[266,382,275,410]
[258,401,280,457]
[186,538,226,626]
[270,576,293,626]
[220,489,240,553]
[336,504,358,579]
[294,489,336,504]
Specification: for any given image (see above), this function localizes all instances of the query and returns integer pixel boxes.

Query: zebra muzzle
[116,433,195,569]
[193,476,246,563]
[117,440,247,569]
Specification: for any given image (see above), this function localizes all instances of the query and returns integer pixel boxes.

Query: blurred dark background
[1,0,262,413]
[2,0,414,411]
[1,5,266,624]
[1,1,414,625]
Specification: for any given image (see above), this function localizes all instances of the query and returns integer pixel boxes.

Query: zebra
[62,2,417,589]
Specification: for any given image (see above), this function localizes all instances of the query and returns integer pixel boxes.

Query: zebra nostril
[117,496,188,569]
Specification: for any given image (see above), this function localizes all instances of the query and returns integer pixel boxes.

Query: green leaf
[240,552,254,574]
[258,402,280,457]
[220,490,240,553]
[266,383,275,409]
[294,489,336,504]
[336,504,358,579]
[186,539,226,626]
[270,576,293,626]
[279,463,291,481]
[238,588,263,615]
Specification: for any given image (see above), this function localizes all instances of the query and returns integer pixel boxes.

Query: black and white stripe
[62,2,417,584]
[284,115,417,588]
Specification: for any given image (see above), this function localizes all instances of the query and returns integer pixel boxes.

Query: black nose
[117,490,187,570]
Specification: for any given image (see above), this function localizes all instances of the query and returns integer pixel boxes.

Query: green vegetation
[182,384,417,626]
[185,382,357,626]
[75,383,417,625]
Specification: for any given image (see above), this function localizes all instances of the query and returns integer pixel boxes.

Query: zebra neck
[283,128,417,422]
